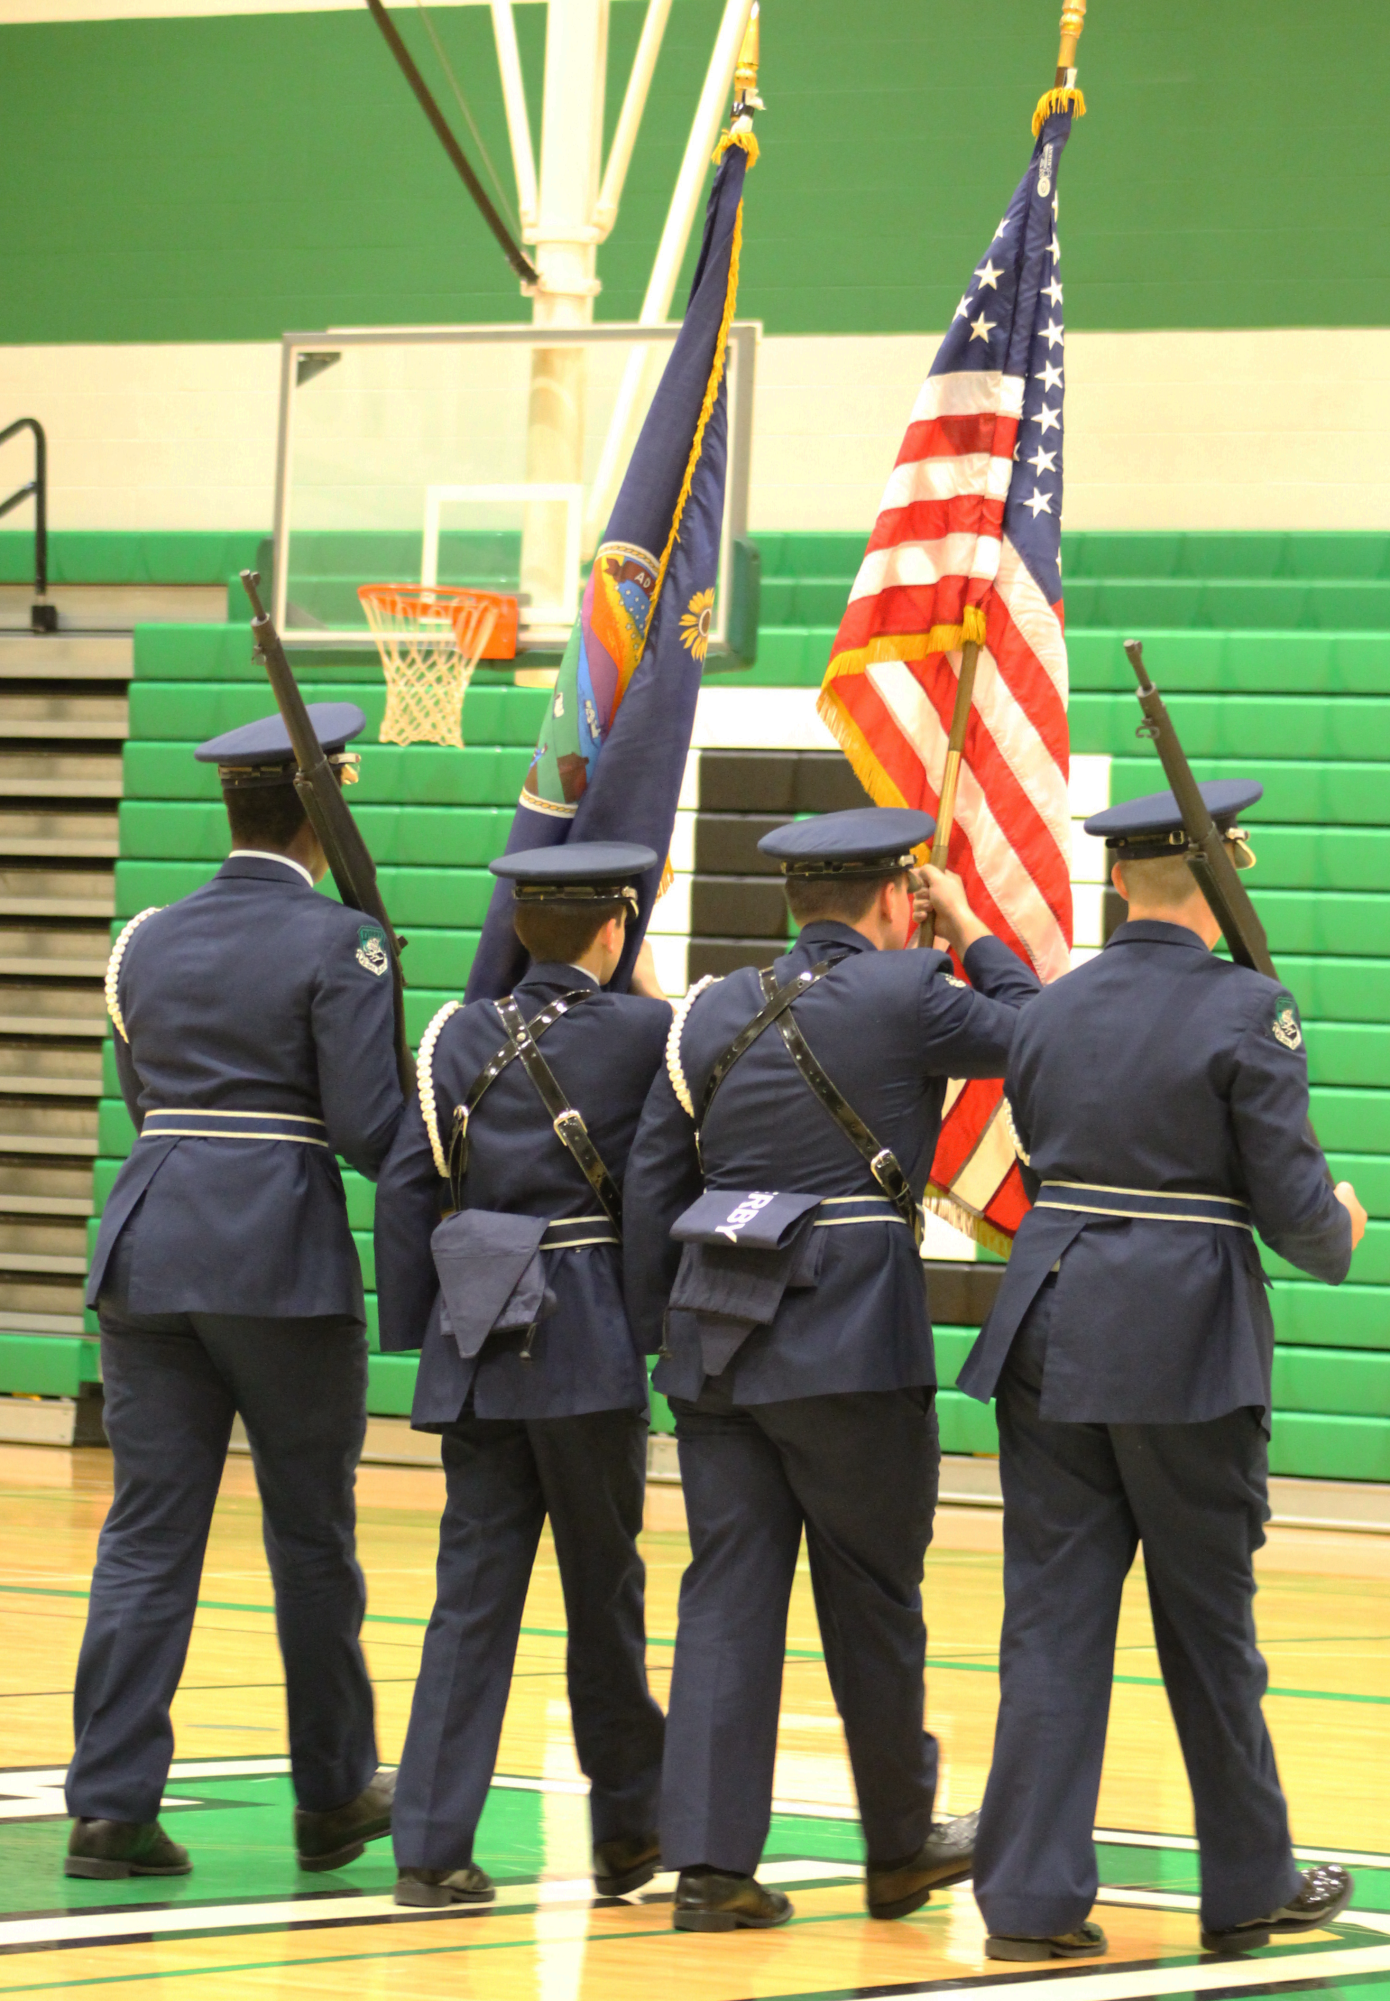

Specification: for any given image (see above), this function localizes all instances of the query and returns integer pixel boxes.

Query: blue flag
[466,135,754,1000]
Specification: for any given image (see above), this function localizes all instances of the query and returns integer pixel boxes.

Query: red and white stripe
[818,367,1073,1250]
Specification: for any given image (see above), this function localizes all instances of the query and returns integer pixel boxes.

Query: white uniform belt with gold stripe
[812,1194,908,1228]
[540,1215,619,1250]
[1035,1181,1253,1230]
[141,1109,330,1147]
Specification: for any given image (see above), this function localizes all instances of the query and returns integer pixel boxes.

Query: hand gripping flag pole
[466,26,762,1003]
[818,2,1088,1255]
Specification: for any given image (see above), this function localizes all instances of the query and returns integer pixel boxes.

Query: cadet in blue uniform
[623,807,1041,1932]
[374,842,669,1910]
[959,781,1363,1961]
[67,705,404,1881]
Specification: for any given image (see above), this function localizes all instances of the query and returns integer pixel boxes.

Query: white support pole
[593,0,672,242]
[640,0,753,324]
[522,0,609,669]
[582,0,753,555]
[490,0,537,233]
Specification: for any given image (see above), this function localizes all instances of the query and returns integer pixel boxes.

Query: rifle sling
[447,991,589,1209]
[699,962,923,1249]
[494,993,623,1234]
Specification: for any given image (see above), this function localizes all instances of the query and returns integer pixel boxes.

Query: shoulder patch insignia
[1271,995,1303,1051]
[356,923,389,978]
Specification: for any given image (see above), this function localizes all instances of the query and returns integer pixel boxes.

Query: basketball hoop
[358,583,519,749]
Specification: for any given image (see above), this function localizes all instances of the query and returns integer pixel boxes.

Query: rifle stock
[239,570,415,1095]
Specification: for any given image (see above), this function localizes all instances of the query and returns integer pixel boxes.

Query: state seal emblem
[356,923,389,977]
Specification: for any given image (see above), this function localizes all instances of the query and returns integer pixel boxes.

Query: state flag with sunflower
[467,130,756,999]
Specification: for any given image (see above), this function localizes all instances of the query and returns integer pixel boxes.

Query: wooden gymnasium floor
[0,1446,1387,2001]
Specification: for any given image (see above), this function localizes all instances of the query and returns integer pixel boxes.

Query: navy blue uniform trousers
[392,1407,664,1870]
[662,1381,940,1876]
[66,1293,377,1824]
[974,1296,1301,1939]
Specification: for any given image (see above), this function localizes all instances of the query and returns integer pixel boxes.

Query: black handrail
[0,418,55,633]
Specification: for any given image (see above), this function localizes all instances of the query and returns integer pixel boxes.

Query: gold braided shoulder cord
[104,907,163,1043]
[418,1000,462,1179]
[665,975,720,1120]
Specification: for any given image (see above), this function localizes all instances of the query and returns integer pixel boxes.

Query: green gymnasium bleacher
[64,528,1390,1477]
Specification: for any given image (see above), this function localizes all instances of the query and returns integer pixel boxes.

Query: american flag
[817,104,1080,1254]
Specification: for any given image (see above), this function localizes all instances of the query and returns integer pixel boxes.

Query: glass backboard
[271,322,758,658]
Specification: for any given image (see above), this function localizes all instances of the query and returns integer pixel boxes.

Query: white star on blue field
[929,112,1080,609]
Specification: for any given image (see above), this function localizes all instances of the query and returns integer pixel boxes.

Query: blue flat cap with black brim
[491,841,658,915]
[1085,780,1263,867]
[758,807,935,878]
[195,704,366,790]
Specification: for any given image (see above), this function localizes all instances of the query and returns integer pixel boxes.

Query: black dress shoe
[672,1868,793,1932]
[1201,1864,1354,1954]
[866,1811,979,1919]
[395,1864,495,1907]
[594,1832,661,1898]
[986,1922,1108,1961]
[295,1767,396,1872]
[65,1818,192,1880]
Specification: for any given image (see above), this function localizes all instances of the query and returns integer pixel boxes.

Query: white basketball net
[358,583,505,749]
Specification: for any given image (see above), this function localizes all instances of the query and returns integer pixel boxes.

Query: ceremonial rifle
[1125,637,1332,1169]
[240,569,415,1096]
[1124,638,1276,977]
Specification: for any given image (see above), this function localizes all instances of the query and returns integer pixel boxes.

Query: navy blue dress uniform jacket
[87,854,404,1322]
[624,919,1041,1405]
[958,919,1352,1425]
[374,963,671,1424]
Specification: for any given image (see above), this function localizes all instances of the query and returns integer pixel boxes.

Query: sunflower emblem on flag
[679,588,715,662]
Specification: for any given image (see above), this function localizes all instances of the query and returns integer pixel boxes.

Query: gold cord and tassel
[1033,0,1087,134]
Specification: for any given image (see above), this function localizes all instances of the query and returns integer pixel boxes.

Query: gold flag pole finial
[716,2,763,165]
[1057,0,1087,82]
[734,3,763,116]
[1034,0,1087,135]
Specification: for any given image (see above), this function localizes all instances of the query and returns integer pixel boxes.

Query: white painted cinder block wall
[3,330,1390,533]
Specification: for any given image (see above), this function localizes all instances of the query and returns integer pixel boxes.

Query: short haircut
[223,781,307,851]
[1113,851,1197,908]
[784,868,906,929]
[512,898,626,967]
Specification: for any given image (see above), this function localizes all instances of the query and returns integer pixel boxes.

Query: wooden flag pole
[927,0,1087,890]
[929,639,979,871]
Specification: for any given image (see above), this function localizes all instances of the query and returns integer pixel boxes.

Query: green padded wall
[79,528,1390,1476]
[2,0,1388,342]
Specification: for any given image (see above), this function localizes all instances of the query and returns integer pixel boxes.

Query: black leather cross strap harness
[448,990,622,1232]
[699,961,924,1249]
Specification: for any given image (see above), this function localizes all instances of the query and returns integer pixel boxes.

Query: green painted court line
[2,1587,1386,1707]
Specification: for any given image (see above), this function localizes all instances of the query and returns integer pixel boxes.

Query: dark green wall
[1,0,1386,343]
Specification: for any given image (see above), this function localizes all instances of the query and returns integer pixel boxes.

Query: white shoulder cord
[417,1000,461,1178]
[665,974,719,1120]
[1003,1095,1031,1166]
[104,907,162,1043]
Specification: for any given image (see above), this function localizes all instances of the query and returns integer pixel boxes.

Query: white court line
[1096,1826,1390,1872]
[0,1860,858,1955]
[881,1944,1390,2001]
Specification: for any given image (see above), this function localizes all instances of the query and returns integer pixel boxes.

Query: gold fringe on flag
[648,163,751,621]
[924,1185,1017,1260]
[1032,85,1086,136]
